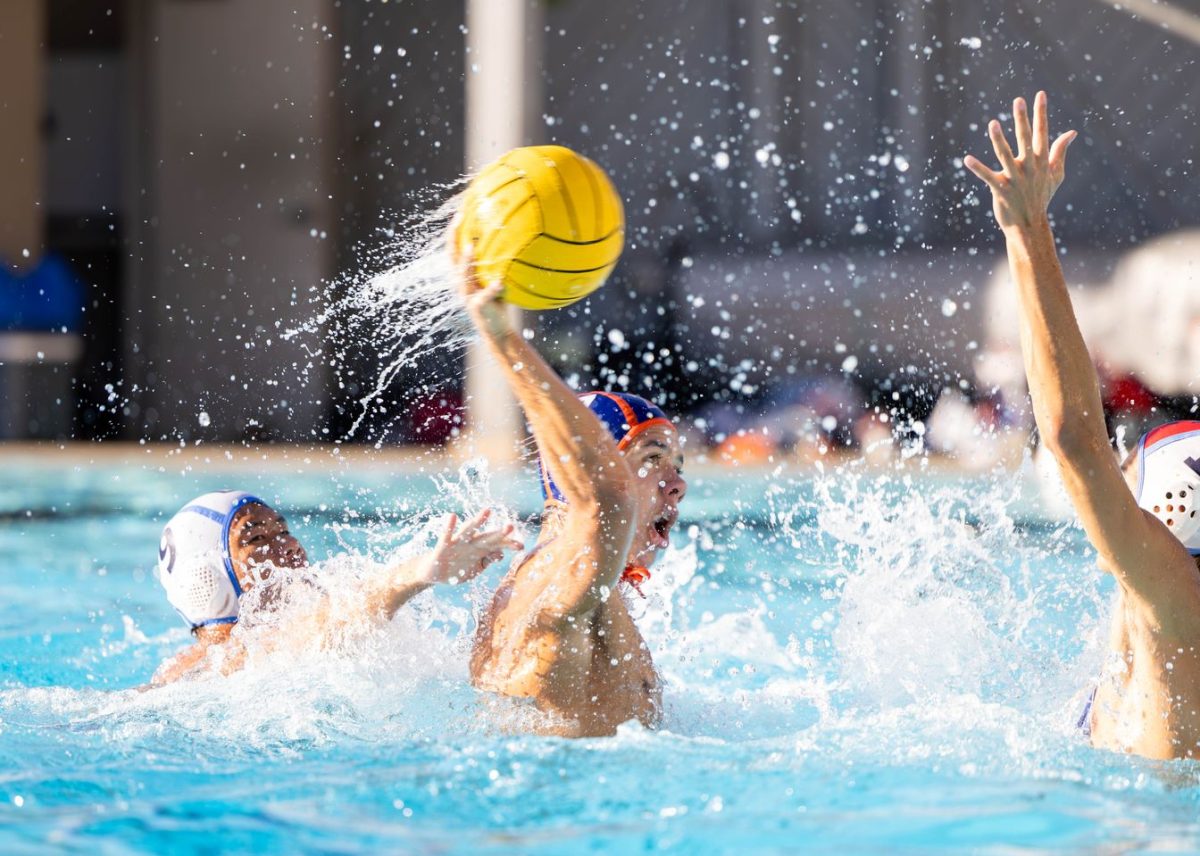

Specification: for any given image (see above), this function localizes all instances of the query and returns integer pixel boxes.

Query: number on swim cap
[159,527,177,575]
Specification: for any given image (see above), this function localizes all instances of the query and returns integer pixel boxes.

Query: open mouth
[650,510,677,549]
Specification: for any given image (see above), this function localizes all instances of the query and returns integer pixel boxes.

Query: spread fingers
[964,155,1003,190]
[1049,129,1078,172]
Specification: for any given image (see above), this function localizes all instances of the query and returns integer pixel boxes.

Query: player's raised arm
[459,257,637,542]
[460,148,683,736]
[965,92,1194,610]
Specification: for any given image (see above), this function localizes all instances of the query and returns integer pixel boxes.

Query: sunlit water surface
[2,459,1199,853]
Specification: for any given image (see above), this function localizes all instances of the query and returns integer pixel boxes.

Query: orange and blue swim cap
[539,391,673,504]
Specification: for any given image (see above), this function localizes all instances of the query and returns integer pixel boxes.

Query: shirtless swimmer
[966,92,1200,760]
[461,260,687,737]
[153,491,521,686]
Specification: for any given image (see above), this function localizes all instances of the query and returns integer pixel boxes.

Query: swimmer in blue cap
[151,491,521,686]
[968,92,1200,760]
[458,258,687,737]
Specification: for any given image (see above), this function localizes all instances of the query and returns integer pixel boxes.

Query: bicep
[1053,436,1197,605]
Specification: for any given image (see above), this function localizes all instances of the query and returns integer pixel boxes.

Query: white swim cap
[1135,421,1200,556]
[157,491,265,628]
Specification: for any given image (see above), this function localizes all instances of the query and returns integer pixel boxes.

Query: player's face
[624,424,687,568]
[228,503,308,588]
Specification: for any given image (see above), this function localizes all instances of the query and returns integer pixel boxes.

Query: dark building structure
[6,0,1198,441]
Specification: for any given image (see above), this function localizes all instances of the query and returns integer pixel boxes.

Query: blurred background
[1,0,1198,464]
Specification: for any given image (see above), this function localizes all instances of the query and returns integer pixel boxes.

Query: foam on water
[0,467,1106,750]
[7,464,1200,851]
[821,474,1096,708]
[800,472,1112,777]
[5,567,537,757]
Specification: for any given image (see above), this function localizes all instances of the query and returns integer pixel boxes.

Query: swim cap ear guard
[538,391,673,504]
[157,491,264,628]
[1135,421,1200,555]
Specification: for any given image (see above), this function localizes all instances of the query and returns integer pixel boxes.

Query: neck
[194,623,234,646]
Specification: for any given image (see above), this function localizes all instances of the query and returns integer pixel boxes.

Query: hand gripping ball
[455,145,625,310]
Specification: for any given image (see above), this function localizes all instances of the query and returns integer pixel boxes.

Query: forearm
[374,556,434,621]
[479,328,630,504]
[1004,218,1107,452]
[315,556,432,630]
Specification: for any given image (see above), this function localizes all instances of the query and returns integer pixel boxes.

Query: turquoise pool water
[2,457,1199,853]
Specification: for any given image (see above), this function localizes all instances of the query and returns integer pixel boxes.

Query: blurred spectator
[852,412,895,466]
[1101,229,1200,398]
[924,390,1011,471]
[696,374,868,466]
[713,430,777,466]
[407,387,464,445]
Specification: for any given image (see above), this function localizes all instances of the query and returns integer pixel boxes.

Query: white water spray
[285,184,472,439]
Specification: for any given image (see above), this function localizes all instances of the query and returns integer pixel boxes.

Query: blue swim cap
[539,391,673,504]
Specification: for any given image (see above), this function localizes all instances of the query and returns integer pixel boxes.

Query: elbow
[1038,416,1070,457]
[1039,414,1094,459]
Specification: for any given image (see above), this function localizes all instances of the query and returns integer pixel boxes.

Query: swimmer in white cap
[967,92,1200,760]
[151,490,521,686]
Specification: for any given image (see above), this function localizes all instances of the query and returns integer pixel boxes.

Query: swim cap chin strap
[622,564,651,598]
[157,490,264,628]
[1135,421,1200,555]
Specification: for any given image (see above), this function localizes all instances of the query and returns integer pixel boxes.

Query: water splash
[800,469,1112,775]
[285,183,471,440]
[4,469,1115,774]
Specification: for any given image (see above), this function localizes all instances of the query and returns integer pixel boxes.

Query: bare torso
[1089,590,1200,760]
[471,541,661,737]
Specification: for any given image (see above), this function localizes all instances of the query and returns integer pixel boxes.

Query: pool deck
[0,439,1028,477]
[0,442,453,473]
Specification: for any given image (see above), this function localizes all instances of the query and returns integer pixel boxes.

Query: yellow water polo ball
[455,145,625,310]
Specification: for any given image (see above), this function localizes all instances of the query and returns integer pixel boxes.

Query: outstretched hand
[964,91,1077,231]
[420,509,523,586]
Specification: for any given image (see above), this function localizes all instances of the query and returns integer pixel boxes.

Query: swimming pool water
[2,457,1199,853]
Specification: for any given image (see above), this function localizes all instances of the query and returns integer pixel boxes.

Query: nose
[282,535,308,568]
[665,472,687,501]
